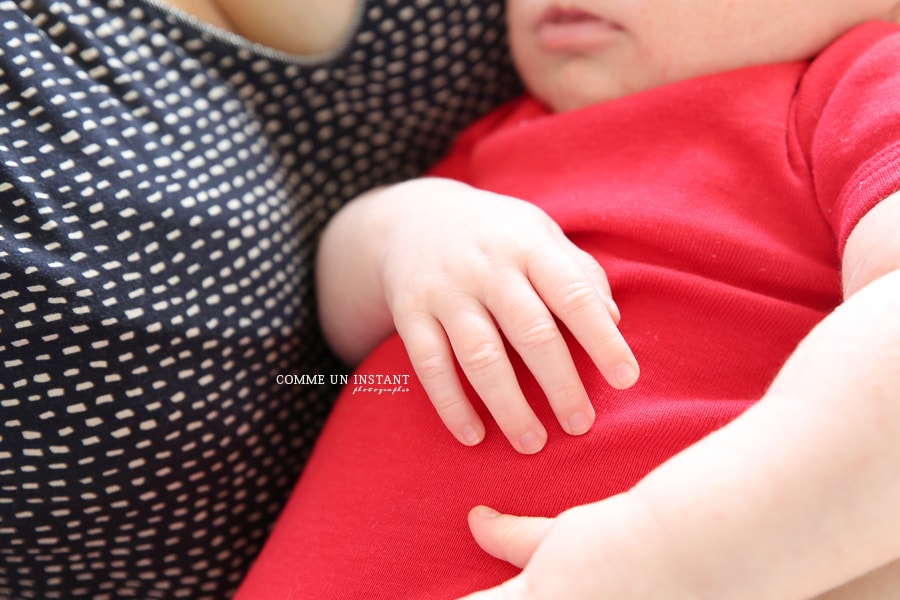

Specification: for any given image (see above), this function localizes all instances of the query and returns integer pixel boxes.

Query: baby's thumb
[466,506,554,568]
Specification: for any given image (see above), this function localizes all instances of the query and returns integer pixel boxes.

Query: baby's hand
[375,178,639,453]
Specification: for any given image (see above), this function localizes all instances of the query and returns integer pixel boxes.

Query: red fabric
[236,22,900,600]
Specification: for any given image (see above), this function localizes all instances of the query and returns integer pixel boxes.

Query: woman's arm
[463,190,900,599]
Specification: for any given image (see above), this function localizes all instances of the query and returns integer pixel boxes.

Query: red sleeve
[794,21,900,256]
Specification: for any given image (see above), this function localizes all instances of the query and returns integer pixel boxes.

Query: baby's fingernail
[518,431,545,454]
[461,424,484,446]
[567,411,591,435]
[474,506,500,519]
[615,362,639,388]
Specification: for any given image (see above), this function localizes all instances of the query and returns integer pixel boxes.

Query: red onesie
[237,22,900,599]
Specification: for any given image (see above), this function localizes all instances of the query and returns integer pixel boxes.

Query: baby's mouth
[537,6,623,52]
[540,6,604,24]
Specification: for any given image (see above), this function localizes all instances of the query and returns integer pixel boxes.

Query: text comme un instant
[277,373,411,386]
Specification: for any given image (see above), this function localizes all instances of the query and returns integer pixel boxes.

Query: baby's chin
[532,74,635,113]
[530,64,679,112]
[544,94,602,113]
[540,88,619,113]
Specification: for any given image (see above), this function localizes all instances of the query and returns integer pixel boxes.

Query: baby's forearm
[623,269,900,598]
[316,185,396,364]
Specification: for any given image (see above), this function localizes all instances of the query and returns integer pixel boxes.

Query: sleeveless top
[0,1,521,598]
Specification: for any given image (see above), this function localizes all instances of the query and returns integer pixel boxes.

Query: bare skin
[155,0,359,55]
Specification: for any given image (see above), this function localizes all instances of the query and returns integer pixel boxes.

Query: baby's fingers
[487,275,595,437]
[441,302,549,454]
[396,313,486,446]
[527,244,639,390]
[572,248,621,324]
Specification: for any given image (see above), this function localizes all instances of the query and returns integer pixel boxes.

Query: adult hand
[374,178,639,454]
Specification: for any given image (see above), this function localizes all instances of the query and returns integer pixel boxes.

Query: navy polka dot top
[0,0,520,597]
